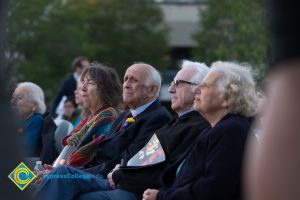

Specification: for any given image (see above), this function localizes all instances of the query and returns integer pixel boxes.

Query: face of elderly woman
[193,70,228,117]
[11,87,37,120]
[81,74,102,113]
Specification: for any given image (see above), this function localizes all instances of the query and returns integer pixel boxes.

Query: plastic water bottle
[34,161,45,171]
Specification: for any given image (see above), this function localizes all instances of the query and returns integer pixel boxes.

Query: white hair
[17,82,46,114]
[210,61,257,117]
[181,60,210,86]
[135,62,162,97]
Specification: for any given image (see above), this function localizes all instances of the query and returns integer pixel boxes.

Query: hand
[143,189,158,200]
[107,171,116,189]
[34,170,44,184]
[107,164,121,189]
[34,166,52,184]
[112,164,120,171]
[44,164,54,170]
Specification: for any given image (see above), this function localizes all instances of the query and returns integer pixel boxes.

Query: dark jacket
[85,100,172,176]
[157,114,250,200]
[51,74,76,116]
[40,112,58,164]
[112,111,210,193]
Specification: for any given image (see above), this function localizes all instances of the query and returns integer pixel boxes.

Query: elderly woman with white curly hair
[143,61,256,200]
[11,82,46,156]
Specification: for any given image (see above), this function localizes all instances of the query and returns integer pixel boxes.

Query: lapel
[114,110,131,132]
[177,111,200,123]
[106,99,161,140]
[167,110,200,127]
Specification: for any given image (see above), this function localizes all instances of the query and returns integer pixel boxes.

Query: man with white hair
[11,82,46,156]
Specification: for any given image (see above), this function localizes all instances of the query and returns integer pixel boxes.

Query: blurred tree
[7,0,168,103]
[192,0,268,81]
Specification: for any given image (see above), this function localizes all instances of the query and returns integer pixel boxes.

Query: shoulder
[30,113,44,123]
[216,114,249,130]
[63,74,76,85]
[208,114,250,141]
[146,102,172,118]
[24,114,43,131]
[181,111,208,125]
[141,107,172,123]
[99,107,119,118]
[134,100,172,121]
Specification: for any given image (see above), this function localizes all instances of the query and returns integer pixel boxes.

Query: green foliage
[8,0,168,103]
[192,0,268,82]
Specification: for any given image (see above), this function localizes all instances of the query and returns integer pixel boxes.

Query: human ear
[148,85,158,97]
[31,102,38,113]
[221,99,228,108]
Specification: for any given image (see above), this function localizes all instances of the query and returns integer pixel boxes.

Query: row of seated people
[12,60,257,200]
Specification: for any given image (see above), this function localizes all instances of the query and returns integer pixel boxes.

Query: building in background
[149,0,207,106]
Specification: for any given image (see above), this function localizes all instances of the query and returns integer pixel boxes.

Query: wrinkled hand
[143,189,158,200]
[34,164,53,184]
[107,164,120,189]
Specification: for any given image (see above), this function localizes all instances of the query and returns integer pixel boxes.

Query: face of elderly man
[168,68,198,114]
[123,64,158,109]
[11,87,37,121]
[193,70,228,116]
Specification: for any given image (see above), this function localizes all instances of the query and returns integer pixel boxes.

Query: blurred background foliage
[7,0,169,103]
[7,0,268,105]
[192,0,268,82]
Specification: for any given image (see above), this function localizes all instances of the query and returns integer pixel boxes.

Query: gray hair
[181,60,209,89]
[210,61,257,117]
[135,62,162,97]
[17,82,46,114]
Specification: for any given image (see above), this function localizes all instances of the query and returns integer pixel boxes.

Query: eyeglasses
[171,79,198,87]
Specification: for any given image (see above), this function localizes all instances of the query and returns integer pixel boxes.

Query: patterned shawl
[61,106,119,167]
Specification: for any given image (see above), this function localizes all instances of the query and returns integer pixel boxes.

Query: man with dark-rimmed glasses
[170,79,198,87]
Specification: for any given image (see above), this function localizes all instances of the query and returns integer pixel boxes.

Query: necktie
[117,111,132,132]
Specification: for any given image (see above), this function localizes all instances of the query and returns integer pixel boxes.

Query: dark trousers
[32,165,137,200]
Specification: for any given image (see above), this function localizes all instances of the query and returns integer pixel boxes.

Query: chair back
[54,119,73,153]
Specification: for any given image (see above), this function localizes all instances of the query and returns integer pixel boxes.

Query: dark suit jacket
[51,74,76,116]
[84,100,172,176]
[157,114,250,200]
[112,111,210,193]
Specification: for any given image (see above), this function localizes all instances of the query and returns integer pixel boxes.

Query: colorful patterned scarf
[61,107,119,167]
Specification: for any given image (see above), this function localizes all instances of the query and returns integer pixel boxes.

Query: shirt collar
[73,73,79,81]
[178,109,194,118]
[130,99,156,118]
